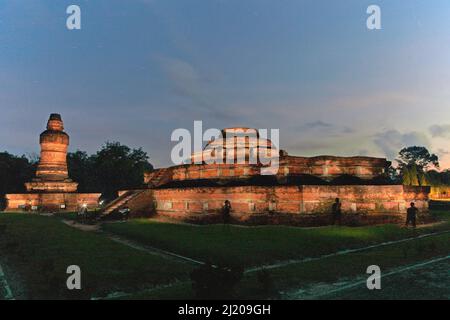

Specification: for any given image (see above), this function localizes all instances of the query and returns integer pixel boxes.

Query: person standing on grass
[222,200,232,224]
[405,202,418,228]
[331,198,342,225]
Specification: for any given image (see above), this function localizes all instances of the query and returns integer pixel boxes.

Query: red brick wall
[145,156,389,186]
[150,185,428,223]
[5,193,101,212]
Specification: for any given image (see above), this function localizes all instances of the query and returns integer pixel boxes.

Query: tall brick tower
[4,114,100,212]
[25,114,78,192]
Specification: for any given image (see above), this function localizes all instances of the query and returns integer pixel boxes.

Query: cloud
[429,124,450,137]
[436,148,449,156]
[356,149,369,156]
[157,56,239,121]
[330,92,421,110]
[160,57,204,101]
[373,129,430,161]
[294,121,354,136]
[303,121,332,129]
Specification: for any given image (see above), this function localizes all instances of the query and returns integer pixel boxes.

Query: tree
[90,142,153,200]
[409,164,420,186]
[0,152,36,209]
[67,151,95,192]
[402,167,412,186]
[441,170,450,185]
[426,170,442,186]
[397,146,439,171]
[425,169,450,187]
[386,164,401,183]
[397,146,439,186]
[418,171,428,186]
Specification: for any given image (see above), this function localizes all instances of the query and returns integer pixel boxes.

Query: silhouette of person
[405,202,418,228]
[222,200,232,224]
[122,206,130,220]
[331,198,342,225]
[77,205,87,224]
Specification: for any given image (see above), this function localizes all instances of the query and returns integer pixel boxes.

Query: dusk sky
[1,0,449,168]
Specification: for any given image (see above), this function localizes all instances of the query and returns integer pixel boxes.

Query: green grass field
[0,214,192,299]
[1,210,449,299]
[102,214,450,268]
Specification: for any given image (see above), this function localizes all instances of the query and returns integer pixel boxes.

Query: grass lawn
[135,228,450,299]
[1,210,449,299]
[102,211,450,268]
[247,231,450,299]
[327,258,450,300]
[0,214,193,299]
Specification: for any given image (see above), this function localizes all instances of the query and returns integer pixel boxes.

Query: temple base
[25,180,78,193]
[4,193,101,212]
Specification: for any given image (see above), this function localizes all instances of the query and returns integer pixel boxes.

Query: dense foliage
[0,152,36,209]
[395,146,448,187]
[67,142,153,200]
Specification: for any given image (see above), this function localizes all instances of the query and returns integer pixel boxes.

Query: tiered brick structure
[105,127,431,226]
[4,114,100,212]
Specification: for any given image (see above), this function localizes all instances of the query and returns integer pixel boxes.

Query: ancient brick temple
[102,127,430,226]
[4,114,100,212]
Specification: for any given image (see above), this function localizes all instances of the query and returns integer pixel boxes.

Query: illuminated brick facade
[112,127,431,226]
[4,114,100,212]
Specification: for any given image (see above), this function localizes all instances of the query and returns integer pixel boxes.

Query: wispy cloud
[373,129,430,161]
[294,121,354,135]
[303,121,332,129]
[429,124,450,137]
[330,91,422,110]
[156,56,240,121]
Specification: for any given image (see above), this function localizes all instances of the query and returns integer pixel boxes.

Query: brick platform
[104,127,431,226]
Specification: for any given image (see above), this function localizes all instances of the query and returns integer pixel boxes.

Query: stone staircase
[100,190,145,216]
[147,168,172,187]
[100,168,172,218]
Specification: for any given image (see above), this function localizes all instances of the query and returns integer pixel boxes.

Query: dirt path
[62,219,203,265]
[61,220,100,232]
[106,233,204,265]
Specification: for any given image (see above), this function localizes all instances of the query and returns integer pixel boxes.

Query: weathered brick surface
[136,127,427,225]
[147,156,388,185]
[145,154,389,188]
[120,184,429,226]
[117,189,155,217]
[4,193,100,212]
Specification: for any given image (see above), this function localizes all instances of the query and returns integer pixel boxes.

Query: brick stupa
[5,114,101,212]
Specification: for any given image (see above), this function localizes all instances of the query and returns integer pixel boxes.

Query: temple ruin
[102,127,430,226]
[4,114,100,212]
